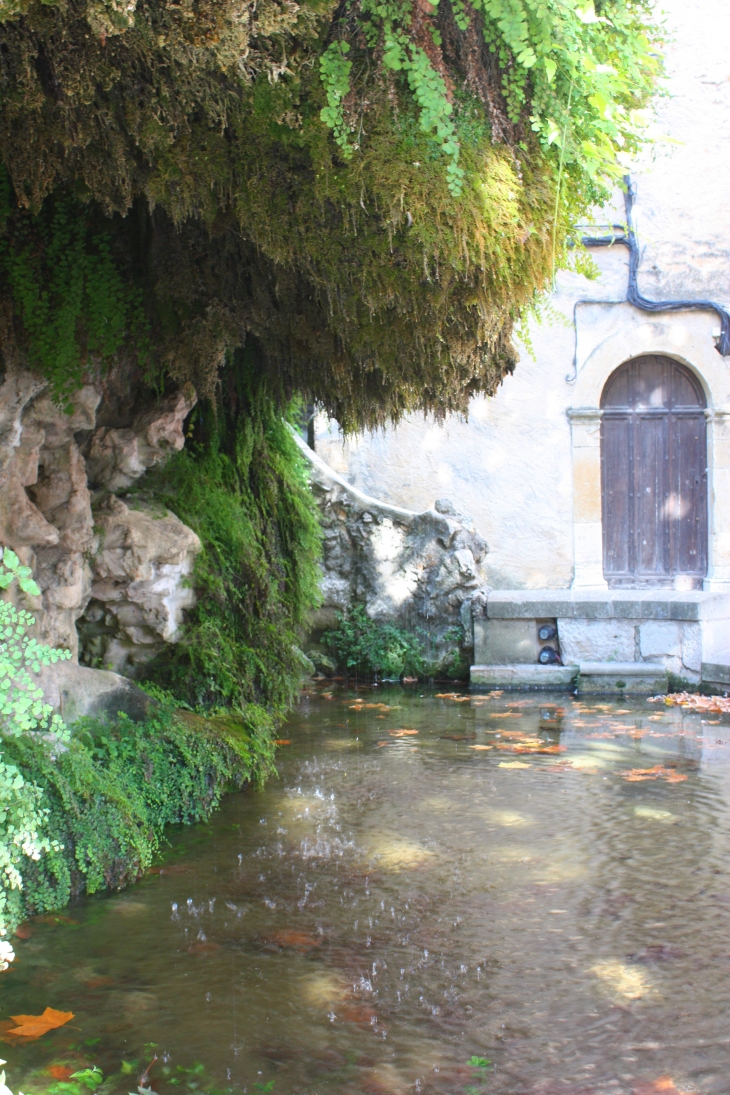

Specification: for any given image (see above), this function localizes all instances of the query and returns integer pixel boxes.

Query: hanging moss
[0,0,662,429]
[1,702,274,928]
[133,347,323,712]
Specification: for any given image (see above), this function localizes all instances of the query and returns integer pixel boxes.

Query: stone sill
[483,589,730,622]
[470,664,578,690]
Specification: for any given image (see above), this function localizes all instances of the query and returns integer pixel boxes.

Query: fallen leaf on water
[186,941,221,955]
[620,766,687,783]
[388,729,418,737]
[275,739,291,746]
[489,712,523,719]
[498,761,531,769]
[263,930,322,951]
[499,744,569,753]
[339,1003,379,1026]
[633,1077,691,1095]
[439,734,476,741]
[46,1066,75,1081]
[349,703,397,711]
[468,744,493,750]
[6,1008,74,1039]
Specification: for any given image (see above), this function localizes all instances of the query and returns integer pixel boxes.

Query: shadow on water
[5,687,730,1095]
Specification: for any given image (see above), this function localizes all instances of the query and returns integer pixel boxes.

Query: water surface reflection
[6,688,730,1095]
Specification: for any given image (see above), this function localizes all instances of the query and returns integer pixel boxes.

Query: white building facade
[314,0,730,690]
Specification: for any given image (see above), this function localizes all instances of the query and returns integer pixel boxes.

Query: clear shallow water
[5,687,730,1095]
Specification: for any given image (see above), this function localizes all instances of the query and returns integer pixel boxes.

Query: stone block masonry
[472,590,730,687]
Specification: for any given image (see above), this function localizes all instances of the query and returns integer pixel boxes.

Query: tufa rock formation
[0,368,200,690]
[292,432,489,673]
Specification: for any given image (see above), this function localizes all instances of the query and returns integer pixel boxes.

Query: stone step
[470,664,578,691]
[469,661,670,695]
[577,662,669,695]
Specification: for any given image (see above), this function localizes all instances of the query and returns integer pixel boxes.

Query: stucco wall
[315,0,730,592]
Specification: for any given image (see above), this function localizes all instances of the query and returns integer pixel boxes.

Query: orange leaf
[633,1077,691,1095]
[47,1065,75,1080]
[263,930,321,951]
[388,729,418,737]
[7,1007,74,1040]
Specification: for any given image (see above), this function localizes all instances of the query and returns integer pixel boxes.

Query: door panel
[634,414,668,577]
[669,413,708,575]
[600,356,707,588]
[602,415,632,577]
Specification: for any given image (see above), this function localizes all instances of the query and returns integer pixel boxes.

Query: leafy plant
[0,551,71,740]
[0,0,663,433]
[3,702,273,927]
[0,547,69,938]
[0,174,149,405]
[136,353,322,714]
[323,605,426,679]
[464,1055,491,1094]
[320,0,662,196]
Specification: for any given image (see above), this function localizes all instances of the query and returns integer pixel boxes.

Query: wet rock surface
[0,367,199,691]
[295,434,489,670]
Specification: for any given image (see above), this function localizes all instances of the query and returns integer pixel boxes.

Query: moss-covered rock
[2,702,275,934]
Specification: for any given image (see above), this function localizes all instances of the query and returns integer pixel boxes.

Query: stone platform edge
[481,589,730,622]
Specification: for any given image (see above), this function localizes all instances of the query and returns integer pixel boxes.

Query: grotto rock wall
[0,367,200,678]
[292,432,489,672]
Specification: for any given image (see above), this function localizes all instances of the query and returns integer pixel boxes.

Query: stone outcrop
[292,432,489,672]
[0,367,200,685]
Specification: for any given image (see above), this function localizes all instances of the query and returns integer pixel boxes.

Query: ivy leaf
[2,548,20,571]
[18,577,41,597]
[544,57,557,82]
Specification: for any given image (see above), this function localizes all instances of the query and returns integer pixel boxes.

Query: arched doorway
[600,355,708,589]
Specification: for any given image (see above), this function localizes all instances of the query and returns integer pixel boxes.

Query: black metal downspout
[566,175,730,382]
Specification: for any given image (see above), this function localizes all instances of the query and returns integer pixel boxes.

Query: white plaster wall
[316,0,730,591]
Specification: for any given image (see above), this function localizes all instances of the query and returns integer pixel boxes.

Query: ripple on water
[5,689,730,1095]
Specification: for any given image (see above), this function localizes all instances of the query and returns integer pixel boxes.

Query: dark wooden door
[600,355,707,589]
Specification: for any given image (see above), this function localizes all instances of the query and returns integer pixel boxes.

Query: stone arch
[567,313,730,590]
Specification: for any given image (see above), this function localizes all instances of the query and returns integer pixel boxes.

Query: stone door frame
[567,315,730,591]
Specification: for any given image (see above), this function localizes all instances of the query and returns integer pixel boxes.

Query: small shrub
[323,605,426,680]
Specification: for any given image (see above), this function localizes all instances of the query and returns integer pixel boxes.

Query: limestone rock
[37,663,156,726]
[0,366,200,699]
[86,389,195,492]
[80,496,201,677]
[291,431,489,673]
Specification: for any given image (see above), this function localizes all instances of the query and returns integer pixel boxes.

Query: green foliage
[0,550,69,937]
[137,351,322,713]
[0,171,148,404]
[0,555,71,739]
[320,41,354,157]
[2,702,272,929]
[0,752,59,938]
[323,605,426,679]
[464,1055,492,1095]
[0,546,40,597]
[0,0,663,430]
[319,0,661,197]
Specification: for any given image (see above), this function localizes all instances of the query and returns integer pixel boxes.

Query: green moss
[2,703,273,931]
[135,349,323,713]
[0,0,661,430]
